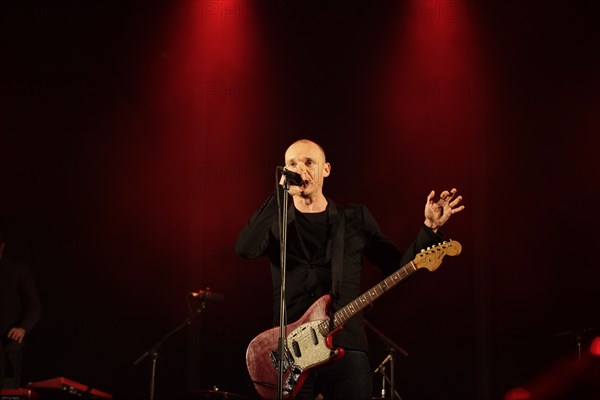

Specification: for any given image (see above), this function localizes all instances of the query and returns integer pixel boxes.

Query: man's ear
[323,162,331,177]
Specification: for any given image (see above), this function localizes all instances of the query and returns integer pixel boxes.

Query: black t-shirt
[295,209,329,263]
[283,209,333,324]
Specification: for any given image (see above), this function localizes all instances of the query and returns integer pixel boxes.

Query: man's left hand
[424,188,465,232]
[8,327,26,344]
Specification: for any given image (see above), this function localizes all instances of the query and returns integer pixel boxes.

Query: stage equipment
[161,389,249,399]
[26,377,112,399]
[0,389,40,400]
[504,336,600,400]
[133,287,222,400]
[365,319,408,400]
[274,166,298,400]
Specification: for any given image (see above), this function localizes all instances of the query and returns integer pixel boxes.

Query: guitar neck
[320,260,419,334]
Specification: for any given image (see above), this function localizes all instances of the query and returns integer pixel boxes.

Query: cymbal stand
[365,320,408,400]
[133,295,210,400]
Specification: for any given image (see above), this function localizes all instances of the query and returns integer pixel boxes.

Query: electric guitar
[245,240,462,399]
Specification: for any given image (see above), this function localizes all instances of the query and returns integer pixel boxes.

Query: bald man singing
[236,139,464,400]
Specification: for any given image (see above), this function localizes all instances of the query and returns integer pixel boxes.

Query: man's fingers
[427,190,435,202]
[449,196,463,208]
[8,328,25,343]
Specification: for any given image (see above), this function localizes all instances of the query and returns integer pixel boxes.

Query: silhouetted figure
[0,231,41,389]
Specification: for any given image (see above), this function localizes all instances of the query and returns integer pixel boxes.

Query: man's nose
[295,163,308,172]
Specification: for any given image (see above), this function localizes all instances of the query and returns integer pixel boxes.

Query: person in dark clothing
[235,139,465,400]
[0,231,42,389]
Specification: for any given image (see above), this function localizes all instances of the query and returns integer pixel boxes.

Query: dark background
[1,1,599,399]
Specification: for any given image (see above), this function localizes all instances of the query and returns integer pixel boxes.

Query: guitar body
[246,294,344,400]
[246,240,462,399]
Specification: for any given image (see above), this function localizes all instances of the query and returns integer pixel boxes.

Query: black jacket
[235,190,442,351]
[0,256,41,351]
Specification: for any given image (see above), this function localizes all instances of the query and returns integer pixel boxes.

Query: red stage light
[590,336,600,356]
[503,387,531,400]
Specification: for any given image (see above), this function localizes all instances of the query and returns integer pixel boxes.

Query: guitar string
[290,243,453,357]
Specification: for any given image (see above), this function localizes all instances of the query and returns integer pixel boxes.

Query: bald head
[283,139,331,200]
[285,139,326,165]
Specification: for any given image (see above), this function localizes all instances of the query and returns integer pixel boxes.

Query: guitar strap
[331,204,345,300]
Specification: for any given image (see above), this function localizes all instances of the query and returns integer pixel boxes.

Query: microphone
[373,354,391,375]
[278,167,304,186]
[190,289,224,302]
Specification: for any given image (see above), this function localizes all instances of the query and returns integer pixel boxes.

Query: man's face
[284,140,330,197]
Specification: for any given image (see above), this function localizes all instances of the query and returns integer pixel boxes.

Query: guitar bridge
[269,348,303,395]
[270,347,294,372]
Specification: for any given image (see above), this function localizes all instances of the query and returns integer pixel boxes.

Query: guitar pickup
[310,327,319,345]
[292,340,301,358]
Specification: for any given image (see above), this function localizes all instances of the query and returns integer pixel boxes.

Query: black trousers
[295,350,373,400]
[0,347,23,389]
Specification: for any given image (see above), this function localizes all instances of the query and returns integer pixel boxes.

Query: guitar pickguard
[286,320,338,370]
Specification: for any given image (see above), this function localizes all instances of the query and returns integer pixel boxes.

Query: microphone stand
[556,327,593,359]
[365,320,409,400]
[133,297,209,400]
[277,177,292,400]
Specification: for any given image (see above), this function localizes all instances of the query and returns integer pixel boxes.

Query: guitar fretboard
[318,260,418,336]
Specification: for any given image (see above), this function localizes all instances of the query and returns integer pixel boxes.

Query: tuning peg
[420,249,425,253]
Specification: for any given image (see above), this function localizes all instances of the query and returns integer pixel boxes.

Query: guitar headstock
[414,240,462,272]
